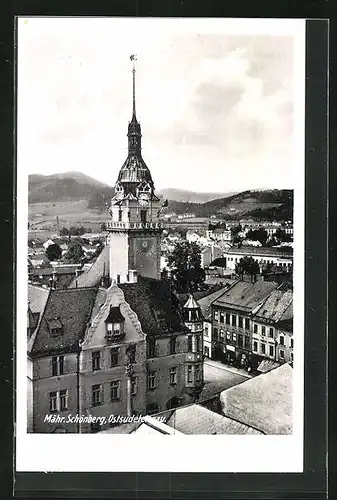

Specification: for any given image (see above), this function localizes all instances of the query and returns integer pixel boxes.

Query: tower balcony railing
[106,221,162,231]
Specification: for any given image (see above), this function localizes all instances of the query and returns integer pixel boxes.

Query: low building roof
[28,284,50,314]
[225,246,293,259]
[212,280,279,313]
[220,363,293,434]
[157,404,263,435]
[29,287,98,357]
[119,277,188,336]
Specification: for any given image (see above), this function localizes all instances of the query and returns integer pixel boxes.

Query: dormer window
[47,317,63,337]
[104,305,125,342]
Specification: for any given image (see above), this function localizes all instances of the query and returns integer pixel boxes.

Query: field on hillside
[28,200,108,235]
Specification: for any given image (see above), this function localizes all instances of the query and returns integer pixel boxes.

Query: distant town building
[223,246,293,272]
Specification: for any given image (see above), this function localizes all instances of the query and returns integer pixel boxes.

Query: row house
[223,246,293,272]
[209,281,293,369]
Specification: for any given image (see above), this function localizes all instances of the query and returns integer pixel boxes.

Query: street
[200,360,250,401]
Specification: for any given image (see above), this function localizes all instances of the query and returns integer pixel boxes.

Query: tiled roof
[119,277,188,336]
[158,404,262,435]
[225,246,293,258]
[212,280,279,313]
[220,363,293,434]
[277,300,293,332]
[197,282,237,320]
[30,287,98,357]
[253,290,293,324]
[69,244,109,288]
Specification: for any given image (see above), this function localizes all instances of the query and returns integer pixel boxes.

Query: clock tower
[107,56,164,283]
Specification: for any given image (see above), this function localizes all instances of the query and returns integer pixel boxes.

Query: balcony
[106,221,162,231]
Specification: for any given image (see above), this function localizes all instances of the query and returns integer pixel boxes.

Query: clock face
[138,193,149,207]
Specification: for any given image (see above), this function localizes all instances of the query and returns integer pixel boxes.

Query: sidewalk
[204,359,253,379]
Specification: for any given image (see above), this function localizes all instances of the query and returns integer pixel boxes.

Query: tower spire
[130,54,137,118]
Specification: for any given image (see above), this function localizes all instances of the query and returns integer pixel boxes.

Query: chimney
[56,216,60,237]
[128,270,138,283]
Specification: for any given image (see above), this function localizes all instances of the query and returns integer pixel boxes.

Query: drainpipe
[125,356,134,418]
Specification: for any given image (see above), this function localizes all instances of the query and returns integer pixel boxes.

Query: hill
[28,172,113,205]
[157,188,237,204]
[165,189,293,221]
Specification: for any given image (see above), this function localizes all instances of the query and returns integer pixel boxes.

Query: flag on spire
[130,54,137,61]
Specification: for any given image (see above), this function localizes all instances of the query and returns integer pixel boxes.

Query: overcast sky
[17,18,305,193]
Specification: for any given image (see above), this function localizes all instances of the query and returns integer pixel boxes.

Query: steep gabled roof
[30,287,98,357]
[119,277,188,336]
[253,289,293,324]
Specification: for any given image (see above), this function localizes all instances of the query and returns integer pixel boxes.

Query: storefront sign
[226,345,235,352]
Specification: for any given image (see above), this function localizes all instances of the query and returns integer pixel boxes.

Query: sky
[17,18,305,193]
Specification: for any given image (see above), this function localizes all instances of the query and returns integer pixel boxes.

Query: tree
[235,256,260,282]
[45,243,62,261]
[64,240,84,263]
[246,229,268,246]
[166,241,205,293]
[60,227,69,236]
[100,222,107,231]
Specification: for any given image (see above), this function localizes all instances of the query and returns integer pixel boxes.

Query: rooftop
[254,289,293,324]
[197,281,237,320]
[119,276,188,336]
[220,363,293,434]
[212,280,279,313]
[155,404,263,435]
[225,246,293,258]
[30,287,98,357]
[69,244,109,289]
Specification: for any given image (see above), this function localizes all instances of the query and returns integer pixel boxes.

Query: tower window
[140,210,147,224]
[170,367,177,385]
[170,336,177,355]
[118,210,122,221]
[187,335,192,352]
[187,365,193,383]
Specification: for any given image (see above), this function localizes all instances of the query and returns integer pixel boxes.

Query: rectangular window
[187,335,193,352]
[110,347,119,367]
[110,380,121,401]
[118,210,122,222]
[238,316,243,328]
[195,365,201,382]
[225,313,230,325]
[59,389,68,411]
[92,351,100,371]
[131,376,138,396]
[261,326,266,336]
[187,365,193,383]
[245,318,250,330]
[148,338,156,358]
[49,391,57,412]
[232,332,237,342]
[92,384,102,406]
[148,371,157,390]
[269,327,274,338]
[253,341,258,352]
[238,334,243,347]
[232,315,237,326]
[51,355,64,376]
[279,335,284,345]
[170,337,177,355]
[204,346,209,357]
[269,345,274,357]
[226,331,231,341]
[244,336,250,349]
[219,312,224,323]
[214,310,219,321]
[140,210,147,224]
[260,343,266,354]
[170,367,177,385]
[213,327,218,340]
[280,349,285,359]
[291,352,293,362]
[290,338,294,348]
[254,324,258,334]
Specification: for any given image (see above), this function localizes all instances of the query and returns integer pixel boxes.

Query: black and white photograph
[16,17,305,473]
